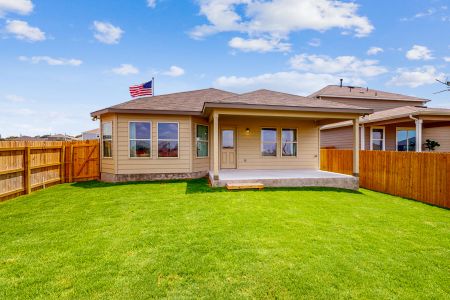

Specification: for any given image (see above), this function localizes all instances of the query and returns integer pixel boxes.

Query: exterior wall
[82,132,99,140]
[320,126,353,149]
[191,116,210,173]
[319,96,425,112]
[116,114,192,174]
[219,116,319,170]
[423,126,450,152]
[100,114,115,174]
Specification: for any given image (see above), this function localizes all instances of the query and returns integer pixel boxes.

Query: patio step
[226,182,264,190]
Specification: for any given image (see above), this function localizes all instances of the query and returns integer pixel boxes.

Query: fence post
[69,145,74,183]
[25,146,31,194]
[61,145,65,183]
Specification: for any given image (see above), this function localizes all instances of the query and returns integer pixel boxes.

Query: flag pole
[152,77,155,96]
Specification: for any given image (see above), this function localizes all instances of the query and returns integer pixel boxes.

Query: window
[129,122,151,157]
[282,129,297,157]
[102,122,112,158]
[158,122,179,157]
[396,128,416,152]
[222,130,234,149]
[371,127,385,150]
[261,128,277,156]
[196,124,209,157]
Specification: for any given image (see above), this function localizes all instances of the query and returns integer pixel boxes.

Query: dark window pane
[158,141,178,157]
[158,123,178,140]
[262,128,277,142]
[262,143,277,156]
[397,130,407,151]
[222,130,234,149]
[372,140,383,150]
[197,125,208,141]
[282,143,297,156]
[372,129,383,140]
[130,140,150,157]
[197,141,208,157]
[103,140,112,157]
[130,122,150,139]
[282,129,297,142]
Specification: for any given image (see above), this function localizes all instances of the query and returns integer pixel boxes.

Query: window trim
[157,121,180,159]
[281,128,298,157]
[128,121,152,159]
[370,126,386,151]
[396,127,416,152]
[260,127,278,157]
[195,123,209,159]
[101,121,113,159]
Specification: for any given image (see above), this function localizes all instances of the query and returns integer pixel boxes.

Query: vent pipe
[340,79,343,87]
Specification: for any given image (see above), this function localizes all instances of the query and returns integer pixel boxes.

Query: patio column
[415,119,423,152]
[360,125,365,150]
[213,111,219,180]
[353,118,360,177]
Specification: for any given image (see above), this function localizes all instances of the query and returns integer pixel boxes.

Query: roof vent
[340,78,343,87]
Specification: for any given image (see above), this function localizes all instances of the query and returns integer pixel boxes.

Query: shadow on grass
[71,178,362,195]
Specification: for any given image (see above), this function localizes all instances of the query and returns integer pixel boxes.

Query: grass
[0,179,449,299]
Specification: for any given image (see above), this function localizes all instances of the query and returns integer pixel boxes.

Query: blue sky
[0,0,449,137]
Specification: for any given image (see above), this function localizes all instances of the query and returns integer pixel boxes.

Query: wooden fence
[0,140,100,201]
[320,149,450,209]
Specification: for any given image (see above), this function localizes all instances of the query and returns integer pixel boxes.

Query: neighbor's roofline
[315,94,430,102]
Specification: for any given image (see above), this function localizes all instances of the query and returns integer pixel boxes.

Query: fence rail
[320,149,450,209]
[0,140,99,201]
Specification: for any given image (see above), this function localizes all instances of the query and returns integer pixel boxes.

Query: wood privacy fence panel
[320,149,450,209]
[0,140,100,201]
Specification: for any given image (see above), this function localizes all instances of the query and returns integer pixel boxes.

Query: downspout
[409,115,422,152]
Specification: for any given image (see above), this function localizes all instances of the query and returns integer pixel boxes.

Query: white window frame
[261,127,278,157]
[128,121,152,158]
[370,126,385,151]
[157,122,180,158]
[281,128,298,157]
[195,123,209,158]
[101,121,113,159]
[396,127,416,152]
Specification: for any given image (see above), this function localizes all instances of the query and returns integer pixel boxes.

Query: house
[82,128,100,140]
[314,85,450,152]
[90,88,372,189]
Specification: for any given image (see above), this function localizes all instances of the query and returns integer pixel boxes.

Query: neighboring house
[82,128,100,140]
[90,88,372,188]
[315,85,450,152]
[44,134,78,141]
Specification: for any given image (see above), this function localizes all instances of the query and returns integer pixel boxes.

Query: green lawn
[0,179,449,299]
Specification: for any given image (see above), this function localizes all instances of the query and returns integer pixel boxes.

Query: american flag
[129,80,153,97]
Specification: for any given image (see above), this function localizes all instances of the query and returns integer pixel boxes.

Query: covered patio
[209,169,358,190]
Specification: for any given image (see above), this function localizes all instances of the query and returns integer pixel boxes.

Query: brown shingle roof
[321,106,450,129]
[206,89,371,112]
[309,85,429,102]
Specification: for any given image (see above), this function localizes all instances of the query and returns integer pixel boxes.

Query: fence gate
[66,143,100,182]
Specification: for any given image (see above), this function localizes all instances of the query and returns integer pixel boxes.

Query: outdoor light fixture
[245,128,250,135]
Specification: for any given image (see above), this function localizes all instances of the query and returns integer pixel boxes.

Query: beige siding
[219,116,319,170]
[100,114,115,174]
[192,116,210,172]
[319,97,425,112]
[320,127,353,149]
[423,126,450,152]
[116,114,192,174]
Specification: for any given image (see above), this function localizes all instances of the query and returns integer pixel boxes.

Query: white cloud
[18,55,82,66]
[388,66,445,88]
[443,57,450,62]
[214,71,364,95]
[190,0,373,51]
[147,0,156,8]
[406,45,434,60]
[228,37,290,52]
[0,0,33,16]
[92,21,123,44]
[163,65,185,77]
[5,20,45,41]
[4,94,27,103]
[289,53,388,78]
[367,46,383,56]
[112,64,139,75]
[308,38,321,47]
